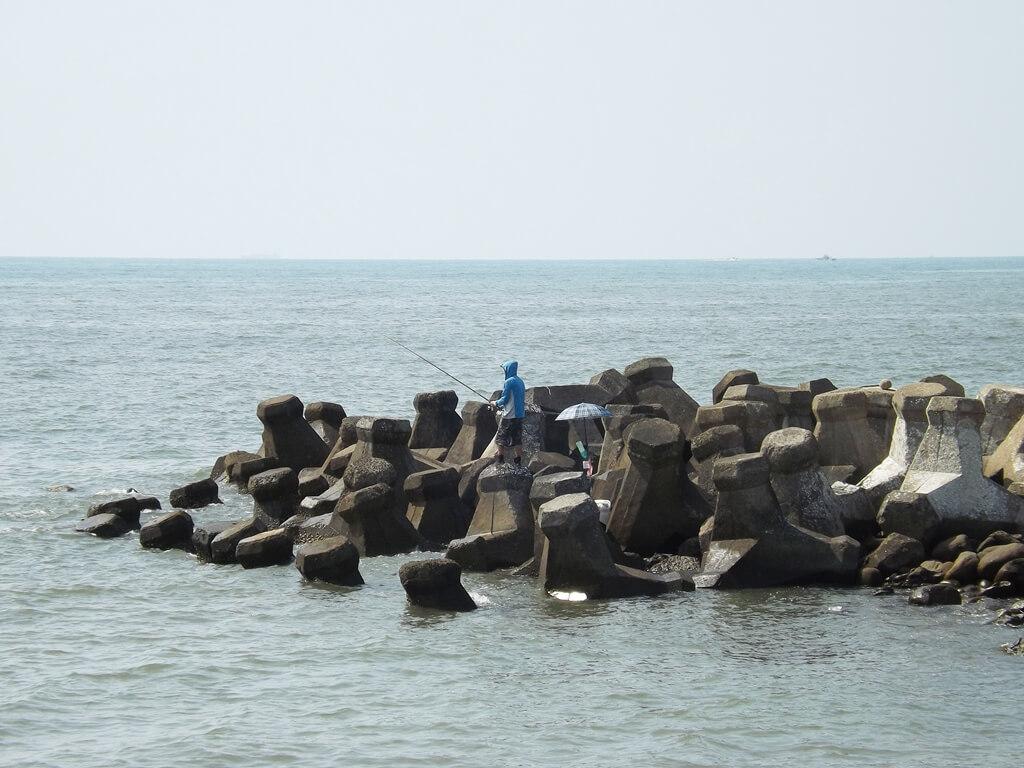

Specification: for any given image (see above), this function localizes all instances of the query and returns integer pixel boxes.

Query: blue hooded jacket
[495,359,526,419]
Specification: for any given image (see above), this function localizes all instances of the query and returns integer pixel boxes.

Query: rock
[595,404,667,476]
[398,558,477,611]
[931,534,976,562]
[169,478,221,509]
[984,412,1024,487]
[139,510,194,550]
[723,384,782,428]
[516,470,591,577]
[86,495,161,529]
[712,369,759,404]
[295,536,363,586]
[891,397,1024,539]
[877,491,940,546]
[696,400,774,453]
[1000,637,1024,655]
[405,467,470,545]
[859,382,950,508]
[297,468,329,498]
[228,457,281,490]
[944,551,979,584]
[605,418,709,555]
[304,401,346,447]
[697,452,860,588]
[257,394,330,472]
[690,424,746,505]
[191,521,237,561]
[880,379,894,390]
[589,368,637,405]
[409,390,463,450]
[864,533,925,576]
[761,428,845,536]
[445,402,498,466]
[920,374,965,397]
[799,378,837,397]
[978,543,1024,581]
[349,417,419,519]
[236,529,293,568]
[47,484,75,492]
[992,559,1024,595]
[978,386,1024,455]
[981,582,1016,599]
[812,390,885,481]
[859,566,883,586]
[908,583,962,606]
[538,493,684,599]
[75,513,130,538]
[209,518,261,564]
[527,451,577,474]
[210,450,259,482]
[298,477,347,517]
[625,357,700,438]
[332,482,420,556]
[344,457,397,491]
[446,464,534,571]
[978,530,1021,551]
[249,467,300,531]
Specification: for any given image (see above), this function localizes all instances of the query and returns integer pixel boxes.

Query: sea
[1,256,1022,768]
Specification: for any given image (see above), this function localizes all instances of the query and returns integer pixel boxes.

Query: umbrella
[555,403,612,475]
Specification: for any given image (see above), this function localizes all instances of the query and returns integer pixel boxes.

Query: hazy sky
[2,1,1021,260]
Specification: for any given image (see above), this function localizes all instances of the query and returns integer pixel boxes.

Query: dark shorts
[495,417,523,448]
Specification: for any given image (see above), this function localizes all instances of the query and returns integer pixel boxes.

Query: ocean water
[1,256,1023,768]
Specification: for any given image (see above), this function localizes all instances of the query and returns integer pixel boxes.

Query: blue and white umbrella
[554,403,613,421]
[554,403,611,475]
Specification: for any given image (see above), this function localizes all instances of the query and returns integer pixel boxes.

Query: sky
[1,1,1022,261]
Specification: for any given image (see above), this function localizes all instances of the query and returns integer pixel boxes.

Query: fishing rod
[382,334,493,402]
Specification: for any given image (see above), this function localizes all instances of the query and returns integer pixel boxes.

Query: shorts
[495,417,523,448]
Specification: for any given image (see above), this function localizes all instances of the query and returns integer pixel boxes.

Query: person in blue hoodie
[490,359,526,465]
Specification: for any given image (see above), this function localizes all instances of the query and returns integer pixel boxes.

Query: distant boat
[817,254,836,262]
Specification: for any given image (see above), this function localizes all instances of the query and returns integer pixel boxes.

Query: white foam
[549,590,588,602]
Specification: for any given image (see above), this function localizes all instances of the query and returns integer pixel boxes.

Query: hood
[501,359,518,378]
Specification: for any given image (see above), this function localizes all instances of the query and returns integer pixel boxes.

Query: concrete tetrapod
[409,390,463,450]
[538,493,683,599]
[257,395,330,473]
[445,464,534,571]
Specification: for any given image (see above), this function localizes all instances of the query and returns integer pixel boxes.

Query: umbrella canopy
[555,403,613,421]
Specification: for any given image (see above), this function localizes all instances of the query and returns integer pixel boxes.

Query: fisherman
[490,359,526,465]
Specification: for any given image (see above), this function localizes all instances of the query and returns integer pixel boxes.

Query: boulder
[596,404,667,476]
[257,394,330,472]
[210,450,259,482]
[209,518,261,564]
[713,369,759,404]
[978,386,1024,455]
[76,513,130,538]
[248,467,300,531]
[446,465,534,571]
[538,493,683,599]
[978,543,1024,581]
[139,510,194,550]
[761,428,848,537]
[920,374,965,397]
[169,478,221,509]
[606,418,708,555]
[984,412,1024,487]
[863,533,925,576]
[625,357,700,438]
[344,457,397,491]
[859,567,883,586]
[812,390,885,481]
[236,529,294,568]
[891,397,1024,539]
[304,401,346,447]
[445,402,498,466]
[909,583,962,606]
[86,495,161,529]
[409,390,463,450]
[696,452,859,588]
[993,559,1024,595]
[332,483,420,556]
[405,467,470,545]
[589,368,637,405]
[931,534,976,562]
[399,558,477,611]
[295,536,363,586]
[858,382,950,509]
[877,491,940,546]
[695,400,774,453]
[978,530,1021,551]
[944,550,979,584]
[191,521,237,561]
